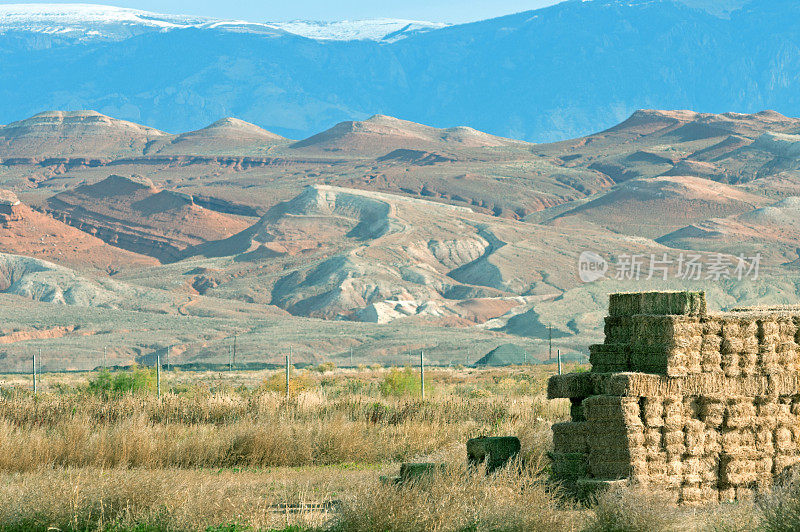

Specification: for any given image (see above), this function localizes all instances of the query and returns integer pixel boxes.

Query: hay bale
[774,426,796,453]
[664,429,687,455]
[605,316,634,344]
[547,373,593,399]
[703,318,723,335]
[467,436,521,473]
[684,419,706,456]
[575,478,629,499]
[590,459,632,479]
[776,341,799,372]
[590,343,630,373]
[719,487,736,502]
[609,291,707,317]
[722,337,744,354]
[722,428,756,453]
[398,462,446,482]
[774,453,800,476]
[704,428,721,454]
[647,452,667,470]
[739,351,759,376]
[722,352,741,377]
[719,452,761,486]
[550,452,589,482]
[642,397,664,427]
[682,456,717,484]
[632,315,703,347]
[571,397,586,422]
[583,395,642,426]
[680,483,719,505]
[700,396,725,427]
[665,454,683,488]
[644,427,662,448]
[552,422,589,454]
[725,398,756,429]
[663,397,686,431]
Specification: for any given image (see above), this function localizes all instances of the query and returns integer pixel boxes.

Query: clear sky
[2,0,565,23]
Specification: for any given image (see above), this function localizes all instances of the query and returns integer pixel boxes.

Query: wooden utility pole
[557,349,562,376]
[549,325,553,362]
[156,354,161,398]
[420,350,425,400]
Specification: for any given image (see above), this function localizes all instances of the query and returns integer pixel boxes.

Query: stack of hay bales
[549,291,800,504]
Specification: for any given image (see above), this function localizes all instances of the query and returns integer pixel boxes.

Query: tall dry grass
[334,459,580,532]
[0,366,780,531]
[0,367,567,472]
[0,467,350,531]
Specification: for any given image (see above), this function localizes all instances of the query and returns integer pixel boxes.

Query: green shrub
[315,361,336,373]
[261,370,313,396]
[88,366,156,395]
[379,367,421,397]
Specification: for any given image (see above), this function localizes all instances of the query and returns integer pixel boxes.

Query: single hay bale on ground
[466,436,520,473]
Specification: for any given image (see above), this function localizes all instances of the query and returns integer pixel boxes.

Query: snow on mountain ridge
[266,19,450,42]
[0,3,210,41]
[0,3,448,42]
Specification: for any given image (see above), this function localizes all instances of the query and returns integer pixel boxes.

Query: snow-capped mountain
[0,4,447,43]
[0,4,210,41]
[1,0,800,143]
[266,19,449,42]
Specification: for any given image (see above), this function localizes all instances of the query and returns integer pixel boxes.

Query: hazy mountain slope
[545,175,767,239]
[1,1,800,140]
[658,197,800,264]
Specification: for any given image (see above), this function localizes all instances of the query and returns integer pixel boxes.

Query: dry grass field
[0,364,793,531]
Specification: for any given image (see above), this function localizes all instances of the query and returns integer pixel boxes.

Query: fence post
[156,354,161,398]
[285,353,290,399]
[420,349,425,400]
[557,349,562,375]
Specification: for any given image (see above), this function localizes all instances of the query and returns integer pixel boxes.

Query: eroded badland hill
[0,108,799,370]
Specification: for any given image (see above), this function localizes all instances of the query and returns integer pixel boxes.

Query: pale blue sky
[4,0,564,23]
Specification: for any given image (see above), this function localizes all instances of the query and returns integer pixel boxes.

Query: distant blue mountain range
[0,0,799,141]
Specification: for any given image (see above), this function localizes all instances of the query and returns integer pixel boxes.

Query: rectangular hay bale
[608,291,707,317]
[552,422,589,454]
